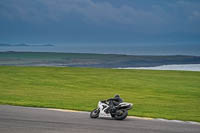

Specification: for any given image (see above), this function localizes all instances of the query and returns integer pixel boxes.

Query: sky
[0,0,200,46]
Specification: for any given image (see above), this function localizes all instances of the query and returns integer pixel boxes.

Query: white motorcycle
[90,100,133,120]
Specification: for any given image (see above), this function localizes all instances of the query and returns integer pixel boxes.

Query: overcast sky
[0,0,200,46]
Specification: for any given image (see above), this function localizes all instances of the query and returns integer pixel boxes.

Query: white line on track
[43,108,200,125]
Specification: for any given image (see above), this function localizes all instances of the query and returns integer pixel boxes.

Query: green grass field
[0,66,200,122]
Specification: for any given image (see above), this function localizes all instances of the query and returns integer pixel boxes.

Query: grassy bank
[0,66,200,122]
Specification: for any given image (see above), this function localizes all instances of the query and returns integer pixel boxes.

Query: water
[118,64,200,71]
[0,44,200,56]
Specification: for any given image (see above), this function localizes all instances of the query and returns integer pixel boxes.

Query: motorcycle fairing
[98,101,112,118]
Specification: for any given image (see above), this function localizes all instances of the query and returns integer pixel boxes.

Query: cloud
[0,0,163,24]
[0,0,200,33]
[39,0,165,27]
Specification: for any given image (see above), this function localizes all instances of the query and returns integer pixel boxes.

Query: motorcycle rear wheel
[114,109,128,120]
[90,109,100,118]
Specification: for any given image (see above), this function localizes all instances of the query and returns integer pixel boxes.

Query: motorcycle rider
[105,94,123,113]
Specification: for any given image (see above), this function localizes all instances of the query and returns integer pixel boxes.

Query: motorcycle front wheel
[114,109,128,120]
[90,109,100,118]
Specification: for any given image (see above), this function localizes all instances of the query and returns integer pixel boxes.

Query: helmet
[114,94,120,98]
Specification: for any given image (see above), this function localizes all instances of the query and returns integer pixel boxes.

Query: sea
[0,44,200,56]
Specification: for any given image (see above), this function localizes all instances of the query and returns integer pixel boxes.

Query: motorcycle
[90,100,133,120]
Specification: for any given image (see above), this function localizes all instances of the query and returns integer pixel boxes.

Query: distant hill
[0,43,54,47]
[0,51,200,68]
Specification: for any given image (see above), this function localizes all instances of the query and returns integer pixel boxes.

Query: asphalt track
[0,105,200,133]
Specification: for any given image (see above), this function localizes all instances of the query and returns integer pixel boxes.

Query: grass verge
[0,66,200,122]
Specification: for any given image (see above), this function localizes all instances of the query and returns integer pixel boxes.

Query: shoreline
[117,64,200,72]
[1,50,200,57]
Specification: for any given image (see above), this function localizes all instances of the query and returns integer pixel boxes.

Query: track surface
[0,105,199,133]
